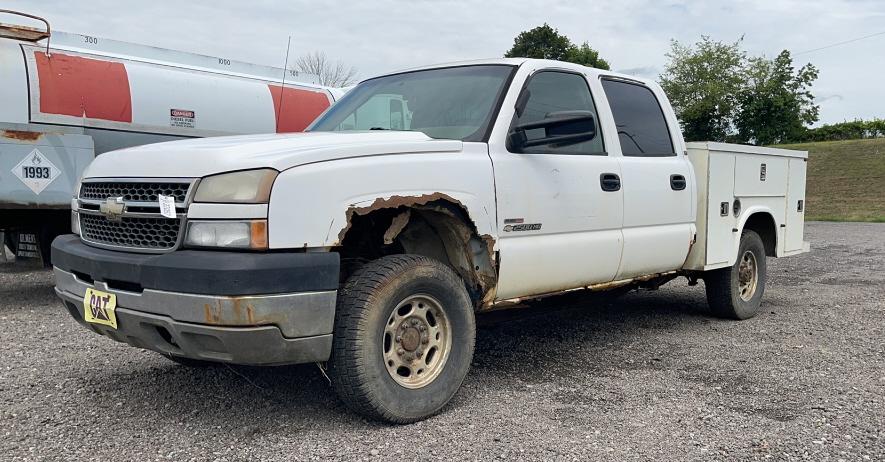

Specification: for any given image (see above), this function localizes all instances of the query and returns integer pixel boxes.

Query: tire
[704,230,767,320]
[329,254,476,423]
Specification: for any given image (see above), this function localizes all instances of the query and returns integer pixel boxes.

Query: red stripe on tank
[268,85,331,133]
[35,51,132,123]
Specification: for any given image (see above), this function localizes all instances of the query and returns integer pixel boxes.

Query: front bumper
[51,235,340,366]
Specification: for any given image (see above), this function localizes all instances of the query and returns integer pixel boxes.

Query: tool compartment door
[705,151,738,266]
[733,154,788,197]
[785,158,807,252]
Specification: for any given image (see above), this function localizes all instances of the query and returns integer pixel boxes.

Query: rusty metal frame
[0,10,51,54]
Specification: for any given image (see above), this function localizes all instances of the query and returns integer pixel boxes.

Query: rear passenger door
[600,78,694,279]
[490,70,624,300]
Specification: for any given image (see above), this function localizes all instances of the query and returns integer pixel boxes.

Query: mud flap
[5,229,58,266]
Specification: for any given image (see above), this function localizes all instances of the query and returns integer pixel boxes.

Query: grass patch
[774,138,885,222]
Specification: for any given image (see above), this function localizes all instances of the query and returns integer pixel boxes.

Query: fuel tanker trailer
[0,10,344,264]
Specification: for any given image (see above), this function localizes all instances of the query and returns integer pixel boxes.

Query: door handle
[600,173,621,192]
[670,174,686,191]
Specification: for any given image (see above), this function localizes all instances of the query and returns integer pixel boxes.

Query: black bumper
[51,234,339,295]
[51,235,341,366]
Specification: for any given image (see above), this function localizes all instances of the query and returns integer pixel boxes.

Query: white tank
[1,28,339,153]
[0,11,345,263]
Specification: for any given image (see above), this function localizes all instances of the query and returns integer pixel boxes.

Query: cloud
[816,93,844,103]
[3,0,883,123]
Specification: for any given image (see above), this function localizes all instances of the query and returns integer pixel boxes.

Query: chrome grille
[80,214,181,250]
[77,179,194,252]
[80,181,190,203]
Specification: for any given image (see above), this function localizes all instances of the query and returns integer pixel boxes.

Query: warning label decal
[170,109,195,128]
[12,149,60,195]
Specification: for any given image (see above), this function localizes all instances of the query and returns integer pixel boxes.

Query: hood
[83,131,464,178]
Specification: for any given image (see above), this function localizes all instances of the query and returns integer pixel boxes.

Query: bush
[787,119,885,143]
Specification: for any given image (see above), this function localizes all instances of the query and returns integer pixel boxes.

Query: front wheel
[704,230,767,320]
[329,254,476,423]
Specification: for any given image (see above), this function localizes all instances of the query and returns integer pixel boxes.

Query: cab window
[601,79,675,157]
[511,71,605,155]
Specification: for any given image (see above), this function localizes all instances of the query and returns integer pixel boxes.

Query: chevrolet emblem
[100,197,126,222]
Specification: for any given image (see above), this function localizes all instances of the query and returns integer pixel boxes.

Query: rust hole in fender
[336,193,499,309]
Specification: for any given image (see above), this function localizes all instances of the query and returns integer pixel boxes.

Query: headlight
[185,220,268,250]
[193,169,278,203]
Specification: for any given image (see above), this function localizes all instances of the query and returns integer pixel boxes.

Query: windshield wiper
[369,127,389,130]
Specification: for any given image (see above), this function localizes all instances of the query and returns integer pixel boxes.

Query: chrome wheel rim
[382,294,451,389]
[738,250,759,302]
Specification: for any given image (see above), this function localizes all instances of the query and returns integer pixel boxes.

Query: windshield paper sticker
[158,194,176,218]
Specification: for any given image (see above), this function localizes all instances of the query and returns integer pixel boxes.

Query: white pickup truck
[51,58,809,423]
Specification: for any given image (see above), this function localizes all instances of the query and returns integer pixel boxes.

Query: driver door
[489,70,624,300]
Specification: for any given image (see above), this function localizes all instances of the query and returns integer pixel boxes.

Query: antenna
[275,35,292,133]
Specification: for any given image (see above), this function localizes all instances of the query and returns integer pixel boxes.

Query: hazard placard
[12,149,60,195]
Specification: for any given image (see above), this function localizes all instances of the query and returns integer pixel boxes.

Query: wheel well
[336,198,497,307]
[742,212,777,256]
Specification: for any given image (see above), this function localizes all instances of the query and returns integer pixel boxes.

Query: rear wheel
[704,230,767,320]
[329,254,475,423]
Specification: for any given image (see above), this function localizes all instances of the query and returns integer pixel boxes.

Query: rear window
[601,79,675,157]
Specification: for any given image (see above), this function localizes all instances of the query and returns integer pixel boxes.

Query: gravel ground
[1,221,883,461]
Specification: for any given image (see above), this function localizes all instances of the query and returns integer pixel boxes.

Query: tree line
[505,25,880,145]
[787,119,885,143]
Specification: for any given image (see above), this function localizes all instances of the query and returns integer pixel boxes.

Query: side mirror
[509,111,597,151]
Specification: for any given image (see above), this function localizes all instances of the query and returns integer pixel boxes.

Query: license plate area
[83,288,118,329]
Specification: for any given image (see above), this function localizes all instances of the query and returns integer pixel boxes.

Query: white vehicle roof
[367,57,656,87]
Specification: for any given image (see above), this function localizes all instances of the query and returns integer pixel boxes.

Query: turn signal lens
[185,220,268,250]
[250,220,268,250]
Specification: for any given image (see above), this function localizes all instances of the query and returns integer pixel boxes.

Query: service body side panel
[784,158,808,253]
[734,154,788,197]
[684,142,808,270]
[704,152,737,265]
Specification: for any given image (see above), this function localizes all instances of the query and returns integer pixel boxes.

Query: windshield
[308,65,515,142]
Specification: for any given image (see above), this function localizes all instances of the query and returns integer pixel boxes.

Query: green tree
[566,42,611,70]
[735,51,819,145]
[505,24,610,70]
[659,36,746,142]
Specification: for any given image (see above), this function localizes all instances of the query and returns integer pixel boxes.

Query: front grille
[80,181,190,203]
[80,214,181,250]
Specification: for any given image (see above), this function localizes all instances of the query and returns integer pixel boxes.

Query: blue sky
[5,0,883,125]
